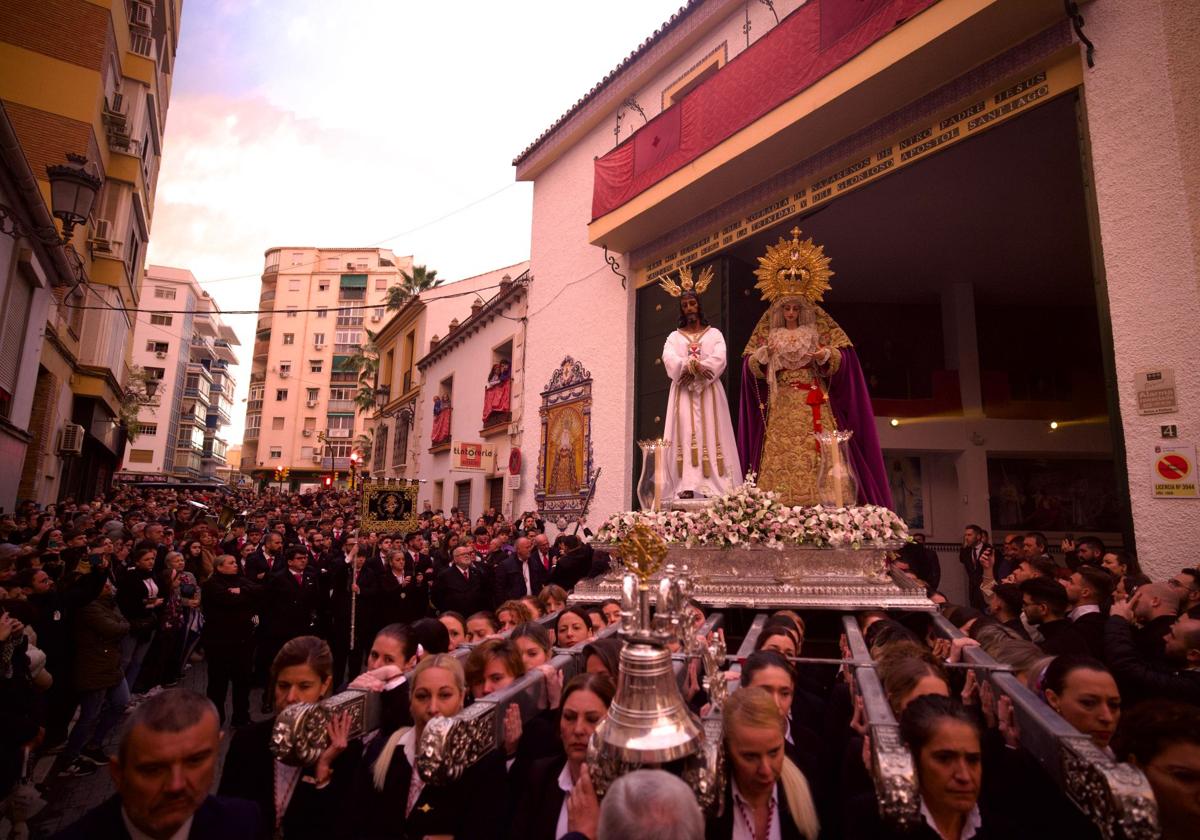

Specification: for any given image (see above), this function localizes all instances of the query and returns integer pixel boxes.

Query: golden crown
[753,227,834,304]
[658,264,715,298]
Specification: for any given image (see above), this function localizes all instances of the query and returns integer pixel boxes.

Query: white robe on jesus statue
[661,326,743,499]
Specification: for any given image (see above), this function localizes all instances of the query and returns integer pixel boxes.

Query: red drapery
[432,407,452,444]
[591,0,940,219]
[482,380,512,423]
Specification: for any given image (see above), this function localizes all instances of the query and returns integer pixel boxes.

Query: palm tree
[354,429,374,465]
[339,327,379,384]
[385,264,441,311]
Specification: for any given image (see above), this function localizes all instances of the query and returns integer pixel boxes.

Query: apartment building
[372,262,528,485]
[122,265,239,478]
[242,247,411,487]
[2,0,184,502]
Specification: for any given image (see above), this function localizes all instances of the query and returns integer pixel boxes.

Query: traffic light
[281,467,290,480]
[323,476,332,487]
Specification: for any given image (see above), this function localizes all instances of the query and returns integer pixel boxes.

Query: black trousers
[205,640,253,724]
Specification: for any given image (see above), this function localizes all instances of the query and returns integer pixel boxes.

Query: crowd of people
[0,486,1197,839]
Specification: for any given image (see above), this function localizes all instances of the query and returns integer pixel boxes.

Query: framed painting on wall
[885,454,925,530]
[535,356,595,526]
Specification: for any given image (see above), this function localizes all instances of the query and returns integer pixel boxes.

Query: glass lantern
[637,439,670,511]
[815,429,859,508]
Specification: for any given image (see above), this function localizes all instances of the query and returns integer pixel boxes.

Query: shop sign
[1136,368,1177,415]
[451,441,496,472]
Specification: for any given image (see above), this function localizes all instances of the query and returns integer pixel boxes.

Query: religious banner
[635,49,1084,287]
[451,440,497,473]
[535,356,595,523]
[360,480,420,534]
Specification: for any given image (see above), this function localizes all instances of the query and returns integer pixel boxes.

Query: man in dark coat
[433,546,489,616]
[958,524,987,610]
[243,531,283,584]
[495,537,550,604]
[1106,600,1200,706]
[200,555,261,727]
[54,688,261,840]
[1021,577,1090,657]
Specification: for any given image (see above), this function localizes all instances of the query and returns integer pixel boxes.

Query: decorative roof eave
[416,272,531,370]
[512,0,719,172]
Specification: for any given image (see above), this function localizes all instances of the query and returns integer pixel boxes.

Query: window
[129,448,154,463]
[393,417,408,467]
[150,314,172,326]
[307,388,319,401]
[276,389,288,401]
[433,480,444,511]
[375,277,387,291]
[313,333,326,346]
[335,330,361,346]
[283,333,294,345]
[329,387,355,402]
[270,447,282,458]
[303,417,316,432]
[318,279,330,292]
[153,287,176,300]
[455,480,471,519]
[279,362,292,375]
[146,341,168,354]
[336,307,363,326]
[288,279,301,292]
[376,425,389,471]
[138,423,157,436]
[0,274,32,418]
[310,360,323,374]
[316,307,327,318]
[327,414,354,431]
[286,306,298,318]
[272,417,285,430]
[373,307,385,320]
[290,252,304,266]
[245,414,261,433]
[143,366,165,380]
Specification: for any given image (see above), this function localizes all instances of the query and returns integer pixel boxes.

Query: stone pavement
[7,661,271,838]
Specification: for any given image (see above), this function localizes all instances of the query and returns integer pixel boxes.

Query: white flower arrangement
[596,474,909,550]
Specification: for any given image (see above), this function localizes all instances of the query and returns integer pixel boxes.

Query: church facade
[511,0,1200,586]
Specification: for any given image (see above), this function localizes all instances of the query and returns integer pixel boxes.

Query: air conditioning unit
[301,429,312,437]
[314,341,325,349]
[312,454,322,463]
[305,400,317,408]
[506,474,521,490]
[370,315,382,322]
[155,351,166,359]
[58,423,84,455]
[279,370,291,379]
[89,218,114,252]
[346,262,355,270]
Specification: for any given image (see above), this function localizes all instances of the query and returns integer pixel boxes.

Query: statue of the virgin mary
[737,228,892,508]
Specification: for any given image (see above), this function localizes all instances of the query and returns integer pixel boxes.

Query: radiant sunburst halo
[753,226,835,304]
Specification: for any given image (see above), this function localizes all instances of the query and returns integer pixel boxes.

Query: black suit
[201,573,261,724]
[243,549,277,584]
[1036,618,1091,657]
[219,719,360,840]
[496,553,550,604]
[433,563,489,616]
[265,569,323,642]
[509,754,567,840]
[1134,614,1175,664]
[705,777,809,840]
[351,730,461,839]
[53,793,262,840]
[375,564,428,628]
[331,558,375,683]
[549,545,593,592]
[1071,609,1108,659]
[958,543,986,609]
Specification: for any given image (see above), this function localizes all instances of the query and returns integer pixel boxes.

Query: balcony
[326,399,356,414]
[244,426,260,441]
[207,403,232,426]
[130,30,155,58]
[246,399,263,414]
[189,338,217,361]
[325,427,352,439]
[192,312,218,337]
[260,289,276,304]
[333,343,360,355]
[321,457,351,470]
[214,339,237,364]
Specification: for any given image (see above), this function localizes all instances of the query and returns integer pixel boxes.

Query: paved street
[8,662,269,838]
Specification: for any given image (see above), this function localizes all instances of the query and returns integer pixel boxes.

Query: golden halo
[753,227,834,304]
[658,264,715,298]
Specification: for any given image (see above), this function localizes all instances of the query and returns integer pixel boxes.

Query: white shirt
[521,558,532,596]
[399,727,424,817]
[123,806,192,840]
[730,777,782,840]
[918,797,981,840]
[1069,604,1101,621]
[554,761,574,839]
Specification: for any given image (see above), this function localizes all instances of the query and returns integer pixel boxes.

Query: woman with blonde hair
[707,685,820,839]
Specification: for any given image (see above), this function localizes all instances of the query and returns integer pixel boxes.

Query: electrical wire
[191,182,525,285]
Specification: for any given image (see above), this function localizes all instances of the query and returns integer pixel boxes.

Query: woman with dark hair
[537,584,568,615]
[754,625,799,659]
[555,606,593,648]
[219,636,358,839]
[1111,700,1200,840]
[1101,550,1143,580]
[707,686,820,840]
[876,645,950,717]
[739,651,822,784]
[439,610,467,650]
[509,673,616,840]
[117,546,163,692]
[512,621,554,669]
[582,638,622,680]
[1039,655,1121,751]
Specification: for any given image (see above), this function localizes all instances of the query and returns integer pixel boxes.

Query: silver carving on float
[1060,738,1160,840]
[417,703,499,784]
[270,689,375,766]
[571,544,935,610]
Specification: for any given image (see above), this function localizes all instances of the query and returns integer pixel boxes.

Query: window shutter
[0,277,32,394]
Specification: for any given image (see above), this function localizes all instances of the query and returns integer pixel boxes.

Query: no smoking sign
[1152,444,1198,498]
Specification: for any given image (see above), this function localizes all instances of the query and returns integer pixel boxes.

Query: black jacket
[508,754,568,840]
[432,563,489,616]
[350,729,459,839]
[1104,615,1200,705]
[496,553,551,603]
[201,573,261,646]
[1071,609,1108,659]
[958,545,986,609]
[263,568,323,641]
[705,776,811,840]
[1035,618,1091,657]
[549,545,593,592]
[116,567,163,639]
[218,719,360,840]
[53,793,262,839]
[1133,613,1175,664]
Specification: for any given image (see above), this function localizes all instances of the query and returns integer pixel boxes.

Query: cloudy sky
[147,0,686,439]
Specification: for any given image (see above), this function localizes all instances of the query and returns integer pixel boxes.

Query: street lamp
[373,384,390,412]
[45,154,102,241]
